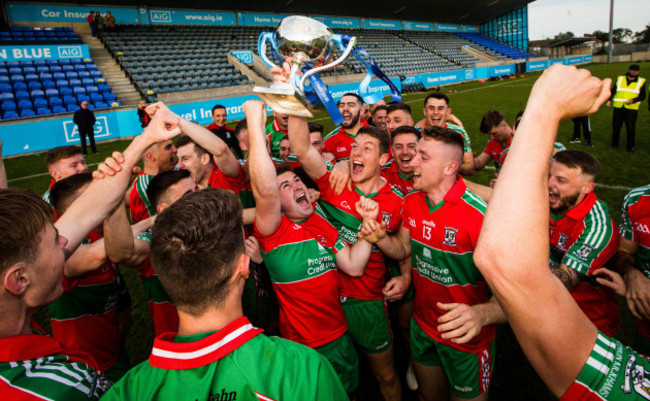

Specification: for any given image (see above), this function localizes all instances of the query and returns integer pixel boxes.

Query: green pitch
[7,61,649,399]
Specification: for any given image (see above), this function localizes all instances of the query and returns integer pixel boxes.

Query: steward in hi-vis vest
[608,64,646,152]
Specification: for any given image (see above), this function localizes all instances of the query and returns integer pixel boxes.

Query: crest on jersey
[443,227,458,247]
[382,212,392,226]
[622,354,650,400]
[575,244,593,260]
[557,233,569,251]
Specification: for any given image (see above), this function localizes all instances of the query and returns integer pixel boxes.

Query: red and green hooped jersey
[255,214,348,348]
[560,332,650,400]
[266,119,288,159]
[322,120,370,161]
[402,180,494,353]
[620,185,650,340]
[48,231,124,374]
[129,172,155,223]
[482,137,511,171]
[549,192,620,337]
[381,162,414,195]
[207,163,255,209]
[135,231,179,336]
[0,333,110,400]
[315,171,404,301]
[102,316,348,401]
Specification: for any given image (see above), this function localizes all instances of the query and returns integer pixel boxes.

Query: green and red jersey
[135,231,179,336]
[102,316,348,401]
[48,231,124,374]
[322,121,370,161]
[0,333,110,400]
[482,137,511,171]
[620,185,650,341]
[549,192,620,337]
[381,162,414,195]
[266,119,288,159]
[402,180,494,353]
[207,163,255,209]
[129,172,155,223]
[560,332,650,400]
[254,214,348,348]
[315,171,403,301]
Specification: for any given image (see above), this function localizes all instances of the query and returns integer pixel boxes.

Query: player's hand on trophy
[356,196,379,221]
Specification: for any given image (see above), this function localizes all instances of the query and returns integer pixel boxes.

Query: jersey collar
[149,316,263,369]
[273,119,288,135]
[554,192,598,221]
[0,333,98,368]
[424,176,465,212]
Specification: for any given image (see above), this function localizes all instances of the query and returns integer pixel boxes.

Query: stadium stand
[0,28,118,121]
[456,32,530,60]
[399,31,482,68]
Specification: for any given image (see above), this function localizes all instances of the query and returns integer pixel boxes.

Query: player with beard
[415,93,474,175]
[547,150,620,336]
[360,126,505,401]
[266,110,290,159]
[323,93,369,161]
[474,110,512,173]
[245,100,381,395]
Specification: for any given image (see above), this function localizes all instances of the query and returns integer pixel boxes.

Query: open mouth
[549,193,559,203]
[296,192,310,207]
[352,161,364,175]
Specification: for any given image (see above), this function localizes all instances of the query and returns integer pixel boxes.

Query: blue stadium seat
[52,72,66,81]
[10,74,25,83]
[0,76,9,84]
[77,71,90,79]
[33,98,48,108]
[1,101,17,111]
[77,94,90,103]
[74,64,86,71]
[50,66,63,73]
[52,105,67,114]
[8,67,22,75]
[0,83,12,92]
[30,89,45,99]
[66,104,80,112]
[86,64,98,71]
[36,66,50,74]
[65,72,79,80]
[45,88,59,97]
[23,67,36,74]
[69,79,82,88]
[70,59,82,65]
[59,87,73,97]
[34,60,47,67]
[87,103,95,110]
[55,80,69,89]
[39,73,53,81]
[42,80,56,90]
[19,108,35,118]
[98,84,111,94]
[94,101,108,109]
[6,61,20,69]
[25,74,39,83]
[27,81,42,91]
[17,99,33,110]
[63,95,77,105]
[81,78,94,87]
[90,93,103,103]
[36,107,51,115]
[48,97,63,107]
[103,93,116,102]
[0,92,14,102]
[14,91,30,100]
[73,86,86,96]
[46,60,59,66]
[86,86,98,94]
[90,71,102,78]
[58,60,71,66]
[12,82,27,91]
[62,65,74,72]
[3,110,19,119]
[0,68,8,75]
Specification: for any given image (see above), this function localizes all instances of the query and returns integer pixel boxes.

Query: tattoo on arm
[550,265,580,291]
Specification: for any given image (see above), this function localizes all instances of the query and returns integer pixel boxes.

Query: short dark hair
[176,134,208,158]
[424,92,450,107]
[480,110,506,134]
[391,125,421,142]
[308,122,323,135]
[147,169,192,209]
[421,125,465,157]
[234,119,247,137]
[386,103,412,118]
[275,163,293,177]
[49,173,93,214]
[45,146,82,168]
[553,150,600,178]
[151,188,244,315]
[0,189,53,276]
[211,104,226,115]
[357,126,390,156]
[338,93,364,106]
[372,105,388,116]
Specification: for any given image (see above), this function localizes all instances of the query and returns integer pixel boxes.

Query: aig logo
[465,69,474,80]
[63,116,111,143]
[150,10,172,22]
[58,46,82,58]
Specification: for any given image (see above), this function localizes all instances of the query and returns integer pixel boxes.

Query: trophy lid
[275,16,332,64]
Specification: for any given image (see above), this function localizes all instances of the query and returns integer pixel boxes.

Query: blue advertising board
[525,60,549,71]
[237,12,290,26]
[0,44,90,62]
[6,2,139,23]
[231,50,253,65]
[311,16,361,29]
[362,19,401,30]
[403,21,434,32]
[435,23,460,32]
[461,25,479,33]
[139,7,149,25]
[327,78,402,102]
[148,9,236,25]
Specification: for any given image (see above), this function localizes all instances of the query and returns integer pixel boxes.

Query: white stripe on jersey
[152,324,254,360]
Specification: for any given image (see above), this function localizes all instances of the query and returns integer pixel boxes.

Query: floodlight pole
[608,0,613,63]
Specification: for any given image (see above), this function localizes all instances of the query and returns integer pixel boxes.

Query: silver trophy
[254,16,356,117]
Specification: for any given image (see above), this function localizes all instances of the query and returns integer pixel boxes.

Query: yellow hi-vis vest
[612,75,646,110]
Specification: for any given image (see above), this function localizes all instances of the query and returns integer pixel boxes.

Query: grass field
[6,61,650,400]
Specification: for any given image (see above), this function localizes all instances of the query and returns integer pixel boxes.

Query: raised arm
[244,100,281,236]
[178,117,239,177]
[473,65,610,397]
[287,116,327,180]
[335,197,377,277]
[56,108,181,257]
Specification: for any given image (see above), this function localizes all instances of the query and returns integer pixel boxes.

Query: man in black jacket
[73,101,97,154]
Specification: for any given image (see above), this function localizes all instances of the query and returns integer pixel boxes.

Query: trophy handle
[258,32,280,70]
[298,35,357,91]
